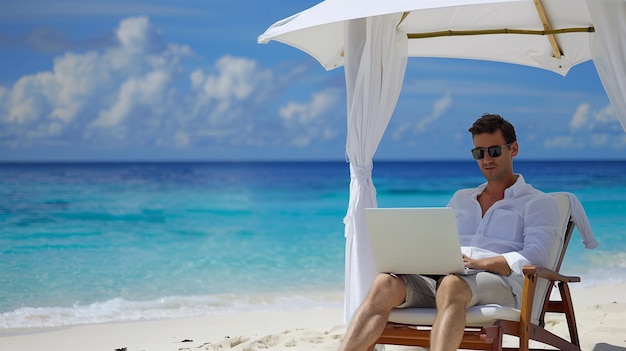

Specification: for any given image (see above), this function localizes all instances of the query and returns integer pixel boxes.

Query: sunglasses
[471,143,512,160]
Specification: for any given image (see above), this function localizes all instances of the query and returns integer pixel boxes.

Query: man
[338,114,560,351]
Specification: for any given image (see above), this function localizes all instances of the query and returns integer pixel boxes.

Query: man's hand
[463,255,512,276]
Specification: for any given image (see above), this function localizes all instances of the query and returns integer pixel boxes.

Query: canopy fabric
[258,0,595,76]
[589,0,626,131]
[342,15,408,323]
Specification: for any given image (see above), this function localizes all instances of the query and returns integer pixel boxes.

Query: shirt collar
[504,174,525,198]
[474,174,526,199]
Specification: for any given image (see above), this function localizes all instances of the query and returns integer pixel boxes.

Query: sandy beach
[1,283,625,351]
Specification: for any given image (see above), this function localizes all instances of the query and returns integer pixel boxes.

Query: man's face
[472,130,517,181]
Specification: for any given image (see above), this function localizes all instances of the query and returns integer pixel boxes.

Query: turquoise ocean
[1,161,625,328]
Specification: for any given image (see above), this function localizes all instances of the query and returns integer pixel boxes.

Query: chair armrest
[519,265,581,324]
[523,265,581,283]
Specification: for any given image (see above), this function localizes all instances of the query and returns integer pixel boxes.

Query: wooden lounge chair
[376,192,582,351]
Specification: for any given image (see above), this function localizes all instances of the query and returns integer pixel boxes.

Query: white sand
[1,283,625,351]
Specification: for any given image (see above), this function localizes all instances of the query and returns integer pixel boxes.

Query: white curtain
[343,14,408,324]
[588,0,626,131]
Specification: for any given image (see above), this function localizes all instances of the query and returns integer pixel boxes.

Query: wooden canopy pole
[407,26,593,39]
[533,0,562,58]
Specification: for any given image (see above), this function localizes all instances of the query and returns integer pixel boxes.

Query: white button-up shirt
[447,174,560,307]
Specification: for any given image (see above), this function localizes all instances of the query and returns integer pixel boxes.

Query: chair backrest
[530,192,575,325]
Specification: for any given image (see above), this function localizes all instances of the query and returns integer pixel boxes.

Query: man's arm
[463,254,511,276]
[501,194,561,273]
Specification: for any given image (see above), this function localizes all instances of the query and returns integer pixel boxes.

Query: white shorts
[394,272,516,309]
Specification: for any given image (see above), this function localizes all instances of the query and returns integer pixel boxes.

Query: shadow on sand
[593,343,626,351]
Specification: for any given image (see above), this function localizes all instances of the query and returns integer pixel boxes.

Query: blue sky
[0,0,624,161]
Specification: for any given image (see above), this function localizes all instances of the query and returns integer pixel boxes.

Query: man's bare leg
[430,275,472,351]
[338,274,407,351]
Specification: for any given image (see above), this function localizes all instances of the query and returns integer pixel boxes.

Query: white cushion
[389,304,521,326]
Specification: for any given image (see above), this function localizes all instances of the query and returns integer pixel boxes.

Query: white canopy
[258,0,626,323]
[259,0,596,75]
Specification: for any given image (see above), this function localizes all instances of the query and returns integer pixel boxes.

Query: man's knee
[368,273,406,302]
[436,275,471,306]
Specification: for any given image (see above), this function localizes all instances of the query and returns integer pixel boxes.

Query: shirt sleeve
[502,194,560,273]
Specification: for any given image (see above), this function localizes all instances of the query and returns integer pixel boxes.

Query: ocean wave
[1,270,624,329]
[0,292,343,329]
[561,250,626,288]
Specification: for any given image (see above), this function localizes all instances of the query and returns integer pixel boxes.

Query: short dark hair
[468,113,517,144]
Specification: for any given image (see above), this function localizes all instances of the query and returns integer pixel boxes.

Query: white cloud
[46,52,105,124]
[279,103,306,123]
[277,88,341,147]
[545,103,625,151]
[415,93,452,132]
[280,89,339,125]
[0,15,340,155]
[0,86,8,111]
[593,104,614,123]
[0,16,191,147]
[116,17,162,53]
[190,55,273,124]
[391,122,412,141]
[570,103,620,133]
[93,70,170,128]
[391,93,453,141]
[569,103,590,130]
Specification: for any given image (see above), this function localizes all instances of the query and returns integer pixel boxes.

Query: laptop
[364,207,481,275]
